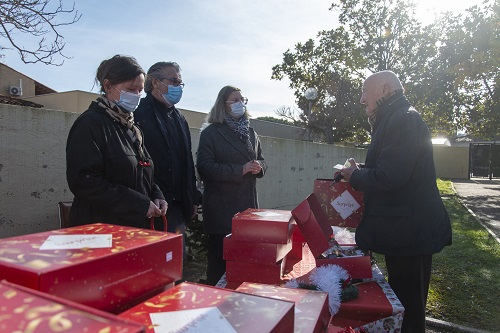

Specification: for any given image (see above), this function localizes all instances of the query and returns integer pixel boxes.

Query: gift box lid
[291,193,334,258]
[119,282,295,333]
[0,223,177,273]
[0,280,145,333]
[0,223,182,312]
[232,209,295,244]
[236,282,330,333]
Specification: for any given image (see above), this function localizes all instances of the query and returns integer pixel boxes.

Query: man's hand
[243,160,262,175]
[341,158,360,181]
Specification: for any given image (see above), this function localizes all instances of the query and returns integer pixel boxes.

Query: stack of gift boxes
[223,208,295,287]
[0,175,403,332]
[0,223,184,331]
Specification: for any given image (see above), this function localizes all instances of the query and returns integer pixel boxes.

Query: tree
[272,28,370,144]
[255,116,295,126]
[272,0,441,143]
[431,2,499,139]
[0,0,81,65]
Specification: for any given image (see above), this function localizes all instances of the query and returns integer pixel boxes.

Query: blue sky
[1,0,480,119]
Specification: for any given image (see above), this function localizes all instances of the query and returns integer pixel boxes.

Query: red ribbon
[150,214,168,231]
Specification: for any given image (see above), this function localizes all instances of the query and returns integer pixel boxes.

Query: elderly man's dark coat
[197,123,267,235]
[350,93,452,256]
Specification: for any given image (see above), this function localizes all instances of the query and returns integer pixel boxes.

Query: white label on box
[150,307,237,333]
[331,190,361,220]
[253,211,283,217]
[39,234,112,250]
[166,251,173,262]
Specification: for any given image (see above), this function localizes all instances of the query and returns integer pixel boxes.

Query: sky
[1,0,483,119]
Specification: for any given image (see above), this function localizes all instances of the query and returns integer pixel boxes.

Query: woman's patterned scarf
[97,96,146,160]
[224,114,255,157]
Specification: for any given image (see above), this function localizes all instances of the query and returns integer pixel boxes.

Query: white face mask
[114,89,141,113]
[230,101,246,118]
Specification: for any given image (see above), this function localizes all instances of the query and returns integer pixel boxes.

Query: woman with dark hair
[196,85,267,285]
[66,54,167,228]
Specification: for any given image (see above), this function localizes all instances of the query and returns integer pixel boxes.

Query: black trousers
[206,233,226,286]
[385,254,433,333]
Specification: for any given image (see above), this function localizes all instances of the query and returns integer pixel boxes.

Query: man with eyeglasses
[135,62,200,265]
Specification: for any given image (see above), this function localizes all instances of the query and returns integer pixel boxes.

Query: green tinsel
[296,281,359,302]
[341,285,359,302]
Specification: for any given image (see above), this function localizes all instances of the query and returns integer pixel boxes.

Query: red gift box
[236,282,330,333]
[231,209,295,244]
[0,280,145,332]
[291,194,372,279]
[223,234,292,265]
[330,281,399,330]
[226,257,288,284]
[292,223,306,243]
[0,223,182,313]
[118,282,295,333]
[313,179,364,228]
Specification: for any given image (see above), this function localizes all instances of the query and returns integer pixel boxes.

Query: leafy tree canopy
[255,116,295,126]
[272,0,498,142]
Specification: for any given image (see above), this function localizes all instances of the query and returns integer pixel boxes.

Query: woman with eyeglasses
[66,54,167,228]
[196,85,267,285]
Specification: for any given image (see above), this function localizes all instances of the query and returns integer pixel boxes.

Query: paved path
[452,178,500,243]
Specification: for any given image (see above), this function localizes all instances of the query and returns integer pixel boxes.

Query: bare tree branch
[0,0,81,65]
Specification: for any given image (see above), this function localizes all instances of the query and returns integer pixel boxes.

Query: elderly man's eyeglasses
[159,77,185,88]
[226,97,248,105]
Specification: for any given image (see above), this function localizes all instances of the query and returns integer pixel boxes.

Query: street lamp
[304,87,317,141]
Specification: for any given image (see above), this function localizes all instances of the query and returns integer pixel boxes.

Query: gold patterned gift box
[236,282,330,333]
[0,223,182,313]
[119,281,295,333]
[0,280,145,332]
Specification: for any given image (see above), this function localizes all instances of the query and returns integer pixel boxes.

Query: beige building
[0,63,55,99]
[0,63,306,140]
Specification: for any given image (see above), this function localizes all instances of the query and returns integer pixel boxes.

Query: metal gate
[469,143,500,179]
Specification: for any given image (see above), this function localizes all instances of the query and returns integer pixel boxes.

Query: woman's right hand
[146,201,161,218]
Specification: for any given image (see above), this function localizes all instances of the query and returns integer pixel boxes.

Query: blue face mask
[114,89,141,113]
[162,85,183,105]
[230,101,246,118]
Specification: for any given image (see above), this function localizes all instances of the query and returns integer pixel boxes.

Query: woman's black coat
[196,123,267,235]
[66,101,164,228]
[350,94,452,256]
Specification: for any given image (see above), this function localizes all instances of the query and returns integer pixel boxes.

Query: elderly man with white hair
[342,70,452,333]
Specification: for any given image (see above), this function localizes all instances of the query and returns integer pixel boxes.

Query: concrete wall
[0,105,75,238]
[0,105,468,238]
[0,105,364,238]
[433,145,469,179]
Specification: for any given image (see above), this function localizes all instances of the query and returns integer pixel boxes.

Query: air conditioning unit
[9,86,22,96]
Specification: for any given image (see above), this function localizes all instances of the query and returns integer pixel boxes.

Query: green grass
[436,178,455,196]
[373,179,500,332]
